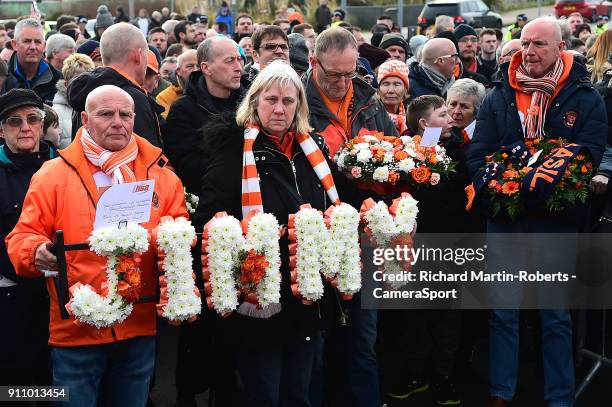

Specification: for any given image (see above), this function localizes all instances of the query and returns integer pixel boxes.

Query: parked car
[417,0,503,32]
[553,0,612,21]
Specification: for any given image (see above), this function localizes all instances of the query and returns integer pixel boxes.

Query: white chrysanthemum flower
[356,149,373,163]
[373,166,390,182]
[353,142,370,151]
[398,158,416,173]
[380,141,394,151]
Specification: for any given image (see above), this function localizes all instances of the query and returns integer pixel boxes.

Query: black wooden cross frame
[50,230,158,320]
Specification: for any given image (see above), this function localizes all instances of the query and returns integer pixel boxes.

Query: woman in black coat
[0,89,56,386]
[196,61,366,407]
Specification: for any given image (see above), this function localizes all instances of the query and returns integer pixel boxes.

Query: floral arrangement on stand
[66,223,150,328]
[202,211,282,318]
[361,193,419,289]
[482,138,593,220]
[288,203,362,304]
[334,132,456,193]
[154,216,201,323]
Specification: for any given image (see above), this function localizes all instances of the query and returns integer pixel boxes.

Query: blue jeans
[237,334,321,407]
[487,219,575,407]
[51,335,155,407]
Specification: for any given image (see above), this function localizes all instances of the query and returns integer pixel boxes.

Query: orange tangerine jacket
[6,129,188,347]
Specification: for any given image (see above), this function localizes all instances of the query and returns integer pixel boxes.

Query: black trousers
[378,309,462,390]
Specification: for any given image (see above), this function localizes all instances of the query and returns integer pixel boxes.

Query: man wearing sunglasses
[409,37,458,100]
[243,25,289,82]
[454,24,495,84]
[304,27,397,407]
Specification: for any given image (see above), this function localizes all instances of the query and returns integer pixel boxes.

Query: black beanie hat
[453,24,477,41]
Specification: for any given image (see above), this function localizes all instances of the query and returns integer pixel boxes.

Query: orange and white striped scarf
[81,128,138,184]
[387,103,407,135]
[241,125,340,217]
[515,58,564,139]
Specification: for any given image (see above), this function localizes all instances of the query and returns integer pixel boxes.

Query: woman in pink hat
[376,59,410,134]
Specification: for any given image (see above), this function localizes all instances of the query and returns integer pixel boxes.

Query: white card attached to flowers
[94,180,155,230]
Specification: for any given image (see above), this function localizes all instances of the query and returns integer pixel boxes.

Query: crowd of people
[0,1,611,407]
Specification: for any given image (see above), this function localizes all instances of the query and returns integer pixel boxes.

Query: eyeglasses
[458,37,478,43]
[317,60,357,81]
[438,53,459,61]
[3,114,43,128]
[259,43,289,52]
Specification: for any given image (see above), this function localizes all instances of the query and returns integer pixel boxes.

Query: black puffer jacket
[68,67,164,147]
[162,70,248,193]
[196,114,368,348]
[4,54,61,105]
[0,142,56,287]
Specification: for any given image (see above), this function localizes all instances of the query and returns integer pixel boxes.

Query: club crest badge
[563,111,578,128]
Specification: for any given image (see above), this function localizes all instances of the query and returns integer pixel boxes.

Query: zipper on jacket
[262,146,304,198]
[289,159,302,196]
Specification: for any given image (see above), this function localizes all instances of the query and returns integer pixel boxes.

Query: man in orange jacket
[6,84,188,406]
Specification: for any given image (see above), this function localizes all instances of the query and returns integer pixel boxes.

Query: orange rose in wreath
[411,166,431,183]
[117,280,140,302]
[116,255,137,274]
[394,150,409,161]
[240,249,269,289]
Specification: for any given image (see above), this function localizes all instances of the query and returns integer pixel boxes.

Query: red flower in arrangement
[411,166,431,183]
[501,181,520,195]
[115,255,142,302]
[240,249,268,288]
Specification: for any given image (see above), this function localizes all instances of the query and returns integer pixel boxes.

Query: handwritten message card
[94,180,155,230]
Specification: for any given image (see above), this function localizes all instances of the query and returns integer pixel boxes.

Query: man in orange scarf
[7,85,188,406]
[467,18,607,407]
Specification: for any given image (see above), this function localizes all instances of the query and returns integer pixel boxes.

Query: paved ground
[150,314,611,407]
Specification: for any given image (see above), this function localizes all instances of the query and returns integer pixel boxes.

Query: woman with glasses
[0,89,55,387]
[196,60,366,407]
[376,59,410,134]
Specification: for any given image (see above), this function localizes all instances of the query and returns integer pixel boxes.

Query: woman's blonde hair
[61,53,95,86]
[236,60,312,135]
[587,30,612,83]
